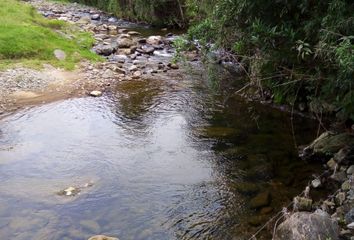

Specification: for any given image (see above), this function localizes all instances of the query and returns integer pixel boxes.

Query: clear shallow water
[0,70,320,240]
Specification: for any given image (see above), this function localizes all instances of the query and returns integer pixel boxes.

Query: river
[0,1,322,239]
[0,65,322,240]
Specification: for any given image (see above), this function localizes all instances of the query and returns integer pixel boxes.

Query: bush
[187,0,354,120]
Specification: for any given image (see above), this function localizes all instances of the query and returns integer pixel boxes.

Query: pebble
[347,222,354,230]
[342,180,351,191]
[311,179,321,188]
[89,90,102,97]
[53,49,66,61]
[128,65,138,72]
[347,165,354,175]
[168,63,179,69]
[327,158,337,170]
[335,192,346,206]
[88,235,119,240]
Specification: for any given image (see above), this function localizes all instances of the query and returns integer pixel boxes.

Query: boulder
[91,14,100,20]
[233,182,259,195]
[274,210,339,240]
[88,235,119,240]
[94,44,116,56]
[146,35,163,45]
[108,17,117,23]
[301,132,354,159]
[250,191,271,209]
[137,45,155,55]
[54,49,66,61]
[168,63,179,69]
[117,38,134,48]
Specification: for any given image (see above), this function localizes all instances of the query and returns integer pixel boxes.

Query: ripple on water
[0,71,321,239]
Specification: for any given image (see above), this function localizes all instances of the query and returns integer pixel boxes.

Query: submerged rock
[57,186,80,196]
[197,126,239,139]
[274,210,339,240]
[249,191,271,209]
[88,235,119,240]
[233,182,259,195]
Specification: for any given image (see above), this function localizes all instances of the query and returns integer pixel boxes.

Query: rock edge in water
[274,131,354,240]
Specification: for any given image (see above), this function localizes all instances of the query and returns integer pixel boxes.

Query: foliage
[186,0,354,120]
[0,0,100,70]
[70,0,187,27]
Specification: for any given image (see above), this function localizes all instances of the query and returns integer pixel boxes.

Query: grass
[0,0,101,70]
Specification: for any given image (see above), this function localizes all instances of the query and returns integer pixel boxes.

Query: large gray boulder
[274,210,339,240]
[94,44,116,56]
[117,37,134,48]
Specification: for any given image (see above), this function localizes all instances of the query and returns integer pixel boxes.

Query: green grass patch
[0,0,101,70]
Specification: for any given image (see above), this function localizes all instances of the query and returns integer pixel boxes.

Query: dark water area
[0,64,322,240]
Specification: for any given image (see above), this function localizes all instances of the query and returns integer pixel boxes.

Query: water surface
[0,68,320,240]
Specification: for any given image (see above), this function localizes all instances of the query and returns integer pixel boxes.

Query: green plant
[186,0,354,120]
[0,0,101,69]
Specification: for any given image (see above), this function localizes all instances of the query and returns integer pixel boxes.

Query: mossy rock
[302,132,354,159]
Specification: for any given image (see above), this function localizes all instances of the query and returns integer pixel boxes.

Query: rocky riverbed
[0,0,199,117]
[273,131,354,240]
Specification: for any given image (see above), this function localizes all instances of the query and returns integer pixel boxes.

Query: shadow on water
[0,64,321,240]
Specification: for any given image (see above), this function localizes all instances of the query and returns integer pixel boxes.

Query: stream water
[0,3,323,239]
[0,64,322,240]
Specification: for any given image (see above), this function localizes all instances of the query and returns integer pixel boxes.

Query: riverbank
[0,0,196,117]
[271,131,354,240]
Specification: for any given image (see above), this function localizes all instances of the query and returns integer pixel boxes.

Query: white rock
[347,165,354,175]
[146,35,162,45]
[347,222,354,229]
[54,49,66,61]
[129,65,138,72]
[89,91,102,97]
[88,235,119,240]
[311,179,322,188]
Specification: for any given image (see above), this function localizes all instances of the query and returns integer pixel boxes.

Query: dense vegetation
[71,0,186,27]
[0,0,99,69]
[68,0,353,121]
[185,0,354,121]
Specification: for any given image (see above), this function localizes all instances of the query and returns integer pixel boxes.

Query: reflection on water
[0,71,320,239]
